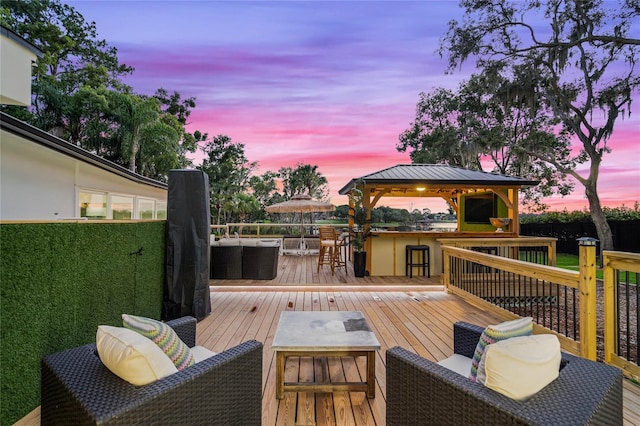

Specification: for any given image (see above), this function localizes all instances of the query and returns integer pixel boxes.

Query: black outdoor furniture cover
[164,169,211,321]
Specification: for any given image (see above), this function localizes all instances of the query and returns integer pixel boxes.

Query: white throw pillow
[257,240,280,247]
[96,325,177,386]
[240,238,259,246]
[218,238,240,246]
[470,317,533,381]
[478,334,561,401]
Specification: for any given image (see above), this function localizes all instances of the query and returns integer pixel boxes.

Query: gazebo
[339,164,538,233]
[338,164,539,276]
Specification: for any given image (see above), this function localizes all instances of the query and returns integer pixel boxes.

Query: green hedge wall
[0,221,166,425]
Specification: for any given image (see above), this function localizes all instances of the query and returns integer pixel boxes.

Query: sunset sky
[69,0,639,213]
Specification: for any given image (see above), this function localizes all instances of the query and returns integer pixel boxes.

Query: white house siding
[0,30,38,106]
[0,129,167,220]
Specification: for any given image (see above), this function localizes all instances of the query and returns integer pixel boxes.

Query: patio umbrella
[265,194,334,250]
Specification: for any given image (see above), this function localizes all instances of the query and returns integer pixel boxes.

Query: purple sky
[69,0,639,213]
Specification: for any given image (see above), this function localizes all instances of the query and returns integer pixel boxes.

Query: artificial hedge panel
[0,221,166,425]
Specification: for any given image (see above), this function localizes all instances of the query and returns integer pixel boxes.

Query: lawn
[555,253,637,284]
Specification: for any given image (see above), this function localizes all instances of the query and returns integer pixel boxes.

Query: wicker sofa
[386,321,623,426]
[210,238,280,280]
[41,316,263,425]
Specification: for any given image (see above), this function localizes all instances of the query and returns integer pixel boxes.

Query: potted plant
[347,183,371,277]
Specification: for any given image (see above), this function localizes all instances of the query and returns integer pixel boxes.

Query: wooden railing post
[577,237,598,360]
[442,247,451,290]
[602,251,617,367]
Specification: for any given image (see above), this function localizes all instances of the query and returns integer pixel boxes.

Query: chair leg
[317,245,325,272]
[337,244,347,275]
[329,247,335,275]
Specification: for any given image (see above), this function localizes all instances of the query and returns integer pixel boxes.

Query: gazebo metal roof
[338,164,538,195]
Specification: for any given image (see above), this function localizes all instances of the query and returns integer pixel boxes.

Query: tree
[111,93,161,172]
[225,192,261,225]
[278,163,329,200]
[398,67,575,210]
[198,135,257,225]
[440,0,640,251]
[153,88,204,169]
[398,87,478,168]
[249,171,282,220]
[1,0,132,130]
[1,1,196,181]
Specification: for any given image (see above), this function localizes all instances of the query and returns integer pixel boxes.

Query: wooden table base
[275,350,376,399]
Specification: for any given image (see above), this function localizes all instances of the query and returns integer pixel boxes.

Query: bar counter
[369,231,518,277]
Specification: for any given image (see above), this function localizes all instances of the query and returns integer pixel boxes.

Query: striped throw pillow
[122,314,195,371]
[469,317,533,381]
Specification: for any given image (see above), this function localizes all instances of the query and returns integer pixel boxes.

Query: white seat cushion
[437,354,472,377]
[190,345,217,363]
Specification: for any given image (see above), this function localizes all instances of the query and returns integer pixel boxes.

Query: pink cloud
[67,0,638,214]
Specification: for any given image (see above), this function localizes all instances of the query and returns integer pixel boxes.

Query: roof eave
[0,112,168,190]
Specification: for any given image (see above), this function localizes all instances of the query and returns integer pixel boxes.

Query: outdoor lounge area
[16,253,640,425]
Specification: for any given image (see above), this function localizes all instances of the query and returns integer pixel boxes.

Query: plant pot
[353,251,367,277]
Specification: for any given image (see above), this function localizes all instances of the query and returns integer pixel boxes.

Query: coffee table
[272,311,380,399]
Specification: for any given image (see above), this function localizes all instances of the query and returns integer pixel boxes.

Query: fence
[521,219,640,254]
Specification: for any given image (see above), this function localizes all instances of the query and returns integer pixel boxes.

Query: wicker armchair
[41,317,263,425]
[386,322,623,426]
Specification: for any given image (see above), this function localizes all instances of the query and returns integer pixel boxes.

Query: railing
[211,222,345,238]
[438,237,557,266]
[442,245,584,355]
[443,239,640,379]
[604,251,640,381]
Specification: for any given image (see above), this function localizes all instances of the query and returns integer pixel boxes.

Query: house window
[78,188,165,220]
[138,198,155,219]
[111,195,134,220]
[79,191,107,219]
[156,201,167,220]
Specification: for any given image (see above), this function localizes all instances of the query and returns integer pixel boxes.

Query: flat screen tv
[464,194,497,224]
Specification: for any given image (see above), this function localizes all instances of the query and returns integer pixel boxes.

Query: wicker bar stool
[405,245,430,278]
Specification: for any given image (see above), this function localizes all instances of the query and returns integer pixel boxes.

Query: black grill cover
[163,169,211,321]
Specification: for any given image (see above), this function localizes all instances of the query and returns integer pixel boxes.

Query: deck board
[202,287,640,425]
[14,253,640,425]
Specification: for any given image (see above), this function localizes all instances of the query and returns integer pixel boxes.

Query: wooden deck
[211,251,443,287]
[206,288,503,425]
[16,254,640,425]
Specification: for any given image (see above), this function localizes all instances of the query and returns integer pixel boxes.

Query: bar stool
[317,227,347,275]
[405,245,430,278]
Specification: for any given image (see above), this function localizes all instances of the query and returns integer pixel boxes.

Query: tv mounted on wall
[464,193,497,224]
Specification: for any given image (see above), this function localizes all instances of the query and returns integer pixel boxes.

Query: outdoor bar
[338,164,539,277]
